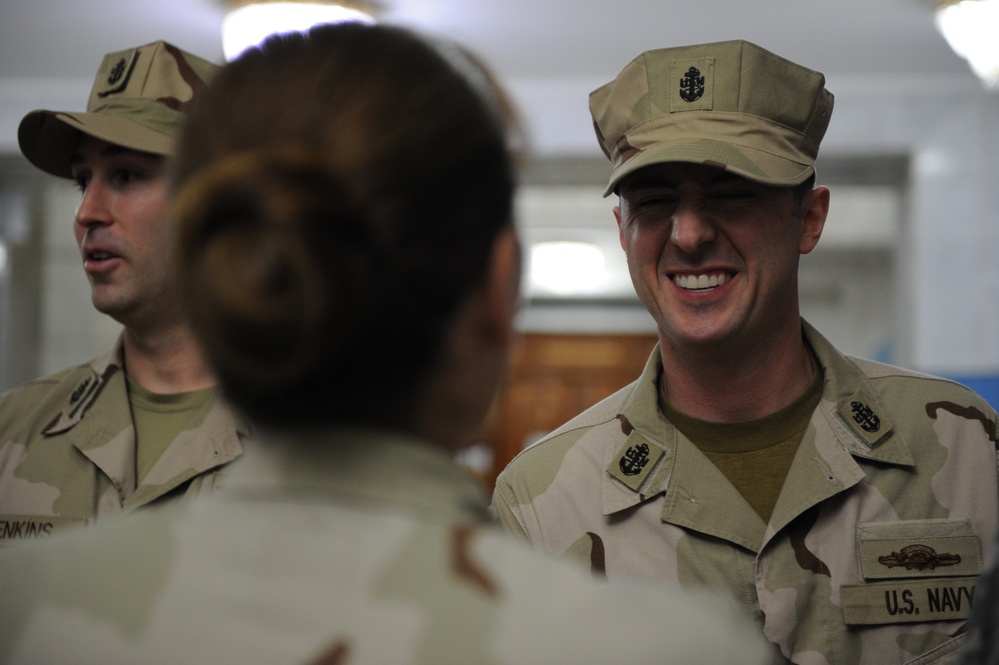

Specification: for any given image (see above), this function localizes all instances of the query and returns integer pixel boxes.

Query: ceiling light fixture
[935,0,999,90]
[222,0,378,61]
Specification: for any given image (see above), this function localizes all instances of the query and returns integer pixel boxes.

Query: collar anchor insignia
[850,401,881,433]
[619,443,650,476]
[70,378,92,405]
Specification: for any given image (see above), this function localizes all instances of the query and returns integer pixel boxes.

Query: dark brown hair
[171,23,520,428]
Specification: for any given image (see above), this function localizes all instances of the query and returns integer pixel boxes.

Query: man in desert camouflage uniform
[0,41,248,542]
[494,39,999,664]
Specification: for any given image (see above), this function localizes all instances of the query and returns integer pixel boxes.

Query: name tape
[841,577,978,625]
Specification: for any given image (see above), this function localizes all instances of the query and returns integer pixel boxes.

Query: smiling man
[0,41,248,541]
[493,40,999,664]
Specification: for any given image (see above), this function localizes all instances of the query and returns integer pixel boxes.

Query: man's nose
[670,200,716,252]
[74,180,113,228]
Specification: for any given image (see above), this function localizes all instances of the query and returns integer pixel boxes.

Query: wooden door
[479,332,658,490]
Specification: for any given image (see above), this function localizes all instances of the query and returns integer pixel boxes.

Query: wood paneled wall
[481,332,658,490]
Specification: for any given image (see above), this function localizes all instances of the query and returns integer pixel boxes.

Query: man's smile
[672,271,732,291]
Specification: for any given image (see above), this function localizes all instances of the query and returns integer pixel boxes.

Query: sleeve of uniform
[491,473,531,543]
[490,421,603,547]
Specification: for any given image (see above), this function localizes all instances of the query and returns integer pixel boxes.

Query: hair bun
[174,146,372,390]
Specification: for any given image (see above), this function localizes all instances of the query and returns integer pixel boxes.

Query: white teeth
[674,273,730,290]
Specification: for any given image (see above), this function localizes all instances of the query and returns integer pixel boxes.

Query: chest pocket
[841,519,982,625]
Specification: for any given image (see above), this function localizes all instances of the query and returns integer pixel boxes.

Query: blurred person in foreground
[0,41,248,540]
[960,530,999,664]
[0,23,770,664]
[493,39,999,664]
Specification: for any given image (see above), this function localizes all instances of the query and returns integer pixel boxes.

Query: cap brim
[603,138,814,197]
[18,110,174,179]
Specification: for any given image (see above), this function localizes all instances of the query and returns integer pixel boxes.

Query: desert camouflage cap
[590,39,834,196]
[18,41,219,179]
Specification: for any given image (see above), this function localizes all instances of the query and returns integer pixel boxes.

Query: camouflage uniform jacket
[494,320,999,665]
[0,429,771,664]
[0,336,248,542]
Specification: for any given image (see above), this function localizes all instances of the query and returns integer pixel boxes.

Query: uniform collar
[223,427,492,526]
[801,320,913,467]
[39,335,249,508]
[601,320,915,548]
[42,335,250,440]
[42,336,126,435]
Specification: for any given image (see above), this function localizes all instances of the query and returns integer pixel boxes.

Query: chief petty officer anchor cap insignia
[17,40,219,179]
[589,39,834,197]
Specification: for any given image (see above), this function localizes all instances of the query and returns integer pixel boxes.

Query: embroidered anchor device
[607,434,666,493]
[102,55,135,95]
[836,389,894,449]
[678,66,704,102]
[850,401,881,433]
[589,39,834,197]
[619,443,651,476]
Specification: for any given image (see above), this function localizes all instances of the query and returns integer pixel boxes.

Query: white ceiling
[0,0,971,84]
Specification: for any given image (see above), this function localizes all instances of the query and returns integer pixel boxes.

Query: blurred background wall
[2,0,999,482]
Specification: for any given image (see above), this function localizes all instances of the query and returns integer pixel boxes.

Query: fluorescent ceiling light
[530,241,608,296]
[222,1,376,61]
[935,0,999,90]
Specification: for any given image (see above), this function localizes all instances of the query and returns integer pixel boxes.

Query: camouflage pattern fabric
[494,320,999,665]
[959,530,999,664]
[0,429,770,664]
[18,40,219,178]
[0,336,248,541]
[588,40,834,197]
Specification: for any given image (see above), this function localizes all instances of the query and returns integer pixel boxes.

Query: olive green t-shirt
[127,379,216,483]
[661,363,823,524]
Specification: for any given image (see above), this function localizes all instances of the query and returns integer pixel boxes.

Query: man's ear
[799,185,830,255]
[614,204,625,251]
[477,225,521,350]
